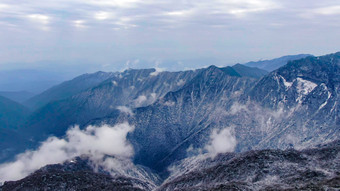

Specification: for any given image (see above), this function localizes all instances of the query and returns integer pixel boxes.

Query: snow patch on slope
[319,84,332,110]
[296,78,317,103]
[279,75,293,89]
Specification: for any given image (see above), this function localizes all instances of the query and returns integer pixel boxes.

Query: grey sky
[0,0,340,72]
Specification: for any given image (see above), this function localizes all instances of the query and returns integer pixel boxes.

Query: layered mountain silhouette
[1,52,339,190]
[0,95,30,130]
[244,54,312,71]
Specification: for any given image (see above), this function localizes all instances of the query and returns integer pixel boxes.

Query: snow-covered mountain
[0,52,339,190]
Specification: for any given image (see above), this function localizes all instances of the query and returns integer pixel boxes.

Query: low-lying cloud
[117,106,134,115]
[133,93,157,107]
[0,123,135,182]
[205,127,237,157]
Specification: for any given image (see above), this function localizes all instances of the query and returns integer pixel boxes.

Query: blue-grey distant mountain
[0,96,31,162]
[24,71,117,110]
[244,54,312,71]
[0,69,66,94]
[0,91,35,103]
[0,127,30,163]
[0,95,30,130]
[232,63,268,78]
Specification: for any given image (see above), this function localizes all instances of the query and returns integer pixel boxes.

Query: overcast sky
[0,0,340,72]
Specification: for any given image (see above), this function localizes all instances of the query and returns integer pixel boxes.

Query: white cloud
[164,9,193,17]
[150,61,165,76]
[0,123,135,182]
[84,0,142,8]
[114,17,137,29]
[0,3,9,10]
[176,79,185,86]
[313,5,340,15]
[163,100,175,107]
[133,93,158,107]
[73,20,86,28]
[150,68,164,76]
[27,14,50,24]
[204,127,237,157]
[117,106,134,115]
[134,95,147,107]
[94,11,113,20]
[150,92,157,102]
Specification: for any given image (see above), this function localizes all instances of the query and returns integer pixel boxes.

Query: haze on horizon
[0,0,340,73]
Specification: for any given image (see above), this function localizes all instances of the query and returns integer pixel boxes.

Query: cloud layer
[0,0,340,71]
[0,123,135,182]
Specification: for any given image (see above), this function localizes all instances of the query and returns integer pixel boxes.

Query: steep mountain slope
[25,71,117,110]
[90,66,260,172]
[245,52,340,150]
[244,54,312,71]
[90,53,340,173]
[20,65,267,170]
[23,68,199,139]
[159,140,340,190]
[0,95,30,130]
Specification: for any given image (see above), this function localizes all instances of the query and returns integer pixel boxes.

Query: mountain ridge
[244,54,313,72]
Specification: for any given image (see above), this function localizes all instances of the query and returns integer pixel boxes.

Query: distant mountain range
[0,91,35,103]
[0,69,67,94]
[0,52,339,190]
[24,71,118,110]
[0,96,32,163]
[244,54,312,71]
[0,95,30,130]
